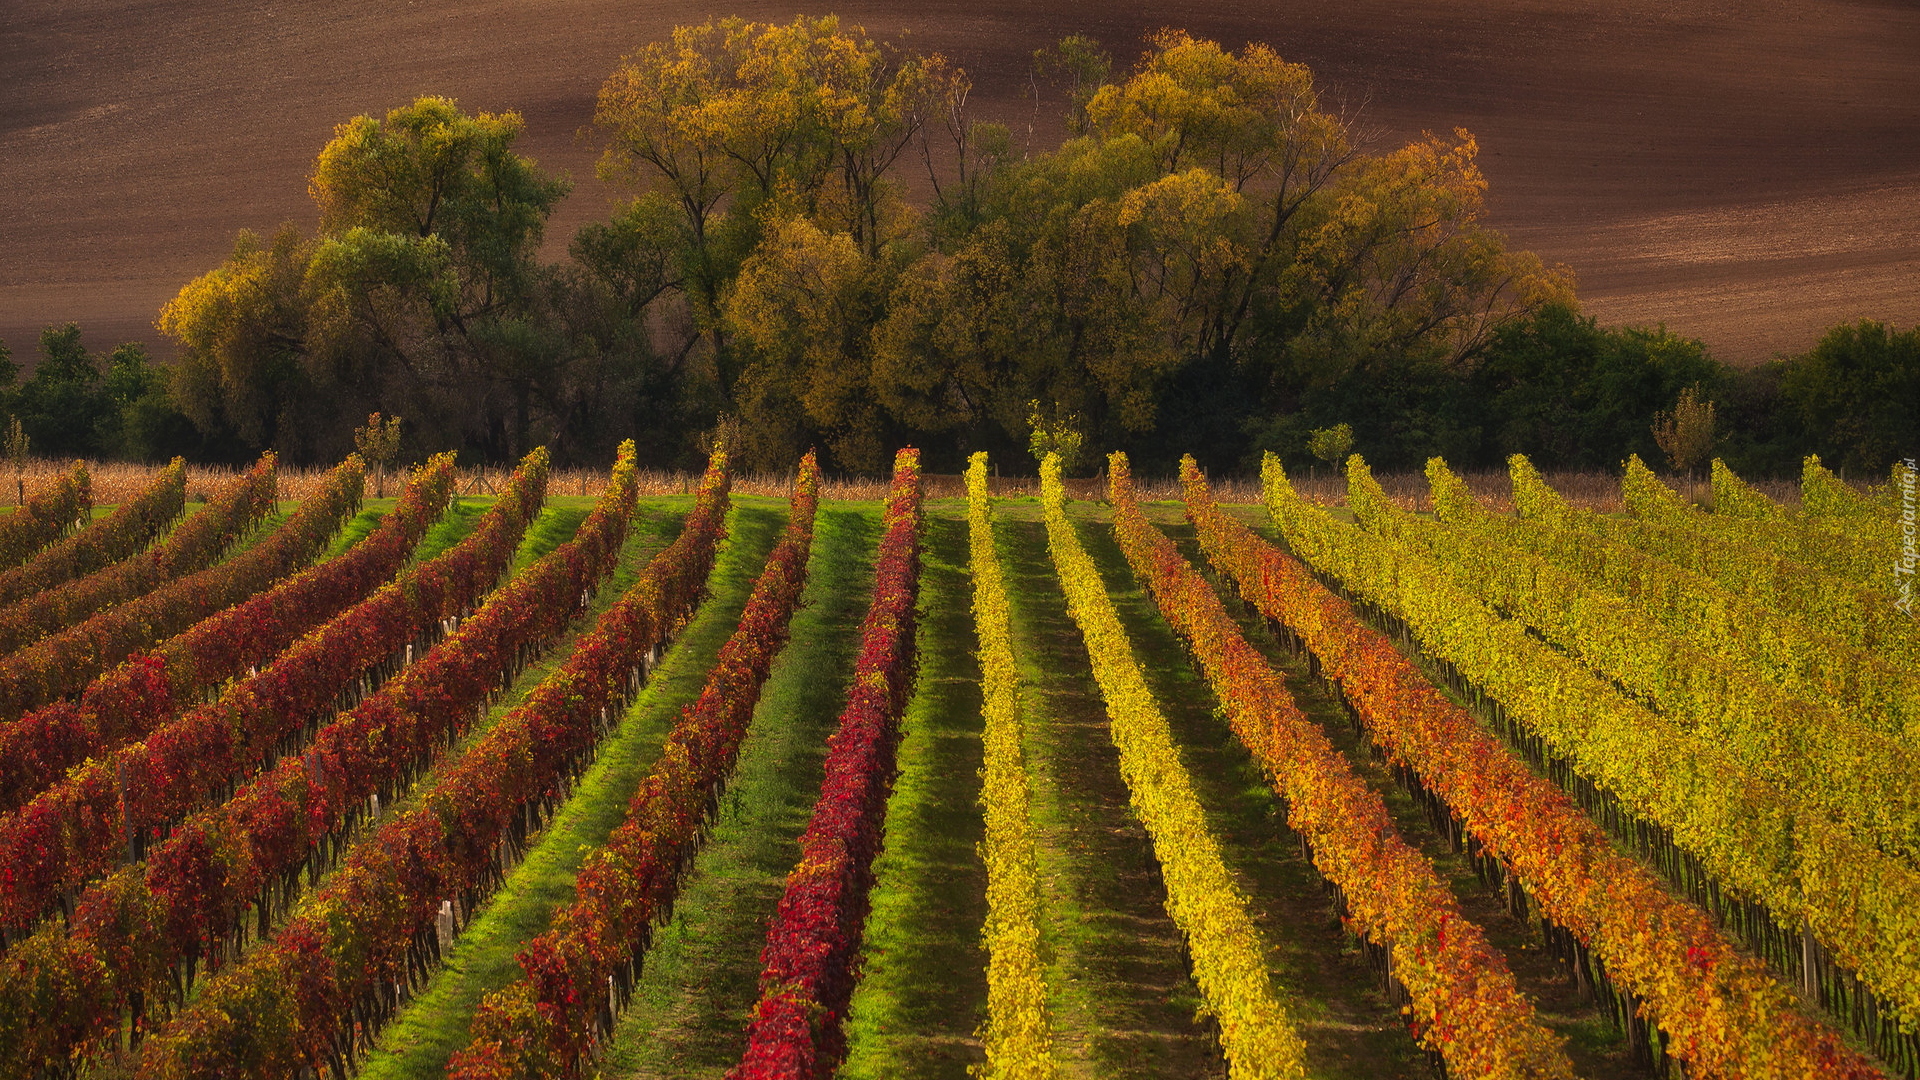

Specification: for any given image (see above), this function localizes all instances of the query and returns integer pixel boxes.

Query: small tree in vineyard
[4,416,27,509]
[353,412,403,498]
[1307,422,1353,482]
[1028,399,1086,477]
[1652,384,1715,499]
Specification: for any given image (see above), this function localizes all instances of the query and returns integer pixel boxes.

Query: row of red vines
[1182,458,1881,1080]
[130,445,732,1080]
[0,456,185,607]
[0,460,90,568]
[450,453,822,1080]
[732,448,922,1079]
[0,453,456,816]
[0,450,541,942]
[1110,455,1571,1080]
[0,445,654,1077]
[0,453,352,719]
[0,452,284,665]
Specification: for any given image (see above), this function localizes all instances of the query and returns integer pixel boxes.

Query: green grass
[358,497,784,1079]
[285,501,684,896]
[841,499,991,1080]
[410,499,493,565]
[1136,501,1646,1076]
[1065,500,1431,1080]
[986,499,1219,1080]
[596,501,881,1079]
[509,506,591,573]
[320,505,391,560]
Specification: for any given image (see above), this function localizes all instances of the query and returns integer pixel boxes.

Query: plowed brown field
[3,0,1917,364]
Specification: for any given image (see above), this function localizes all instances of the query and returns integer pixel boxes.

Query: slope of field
[4,0,1919,363]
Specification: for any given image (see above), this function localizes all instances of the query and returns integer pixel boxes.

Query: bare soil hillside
[3,0,1917,364]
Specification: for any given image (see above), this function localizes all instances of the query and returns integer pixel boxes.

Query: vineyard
[0,443,1912,1080]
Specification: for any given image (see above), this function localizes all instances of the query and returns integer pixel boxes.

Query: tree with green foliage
[353,411,403,497]
[1465,302,1721,472]
[1308,423,1354,467]
[164,97,570,463]
[21,325,109,457]
[1652,384,1716,479]
[1780,319,1919,475]
[4,326,191,462]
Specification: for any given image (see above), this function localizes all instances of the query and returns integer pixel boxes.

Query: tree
[143,25,1604,474]
[1307,423,1354,467]
[161,226,315,451]
[873,31,1571,472]
[1780,320,1920,474]
[1468,302,1719,471]
[353,412,403,497]
[4,416,26,508]
[1027,400,1086,475]
[1652,383,1716,480]
[19,325,110,457]
[723,215,893,470]
[594,16,963,464]
[164,98,570,463]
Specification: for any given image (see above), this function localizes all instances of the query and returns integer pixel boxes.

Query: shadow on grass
[1138,502,1648,1079]
[598,504,880,1079]
[349,496,748,1080]
[991,501,1221,1080]
[1066,501,1430,1080]
[842,502,991,1080]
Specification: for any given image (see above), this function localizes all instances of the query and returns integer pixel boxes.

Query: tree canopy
[101,20,1901,476]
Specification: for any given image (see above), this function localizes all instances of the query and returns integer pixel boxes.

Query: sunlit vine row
[1504,453,1920,738]
[962,452,1057,1080]
[0,450,536,942]
[1356,457,1920,867]
[1185,459,1879,1079]
[0,452,283,661]
[1111,453,1572,1080]
[1623,453,1898,597]
[0,453,350,719]
[1262,453,1920,1039]
[1537,457,1919,675]
[0,455,183,607]
[0,460,89,568]
[0,453,456,817]
[1040,453,1307,1080]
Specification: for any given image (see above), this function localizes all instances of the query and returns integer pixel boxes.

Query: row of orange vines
[1110,454,1571,1080]
[1038,452,1306,1080]
[1193,455,1881,1079]
[0,460,90,568]
[0,455,184,608]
